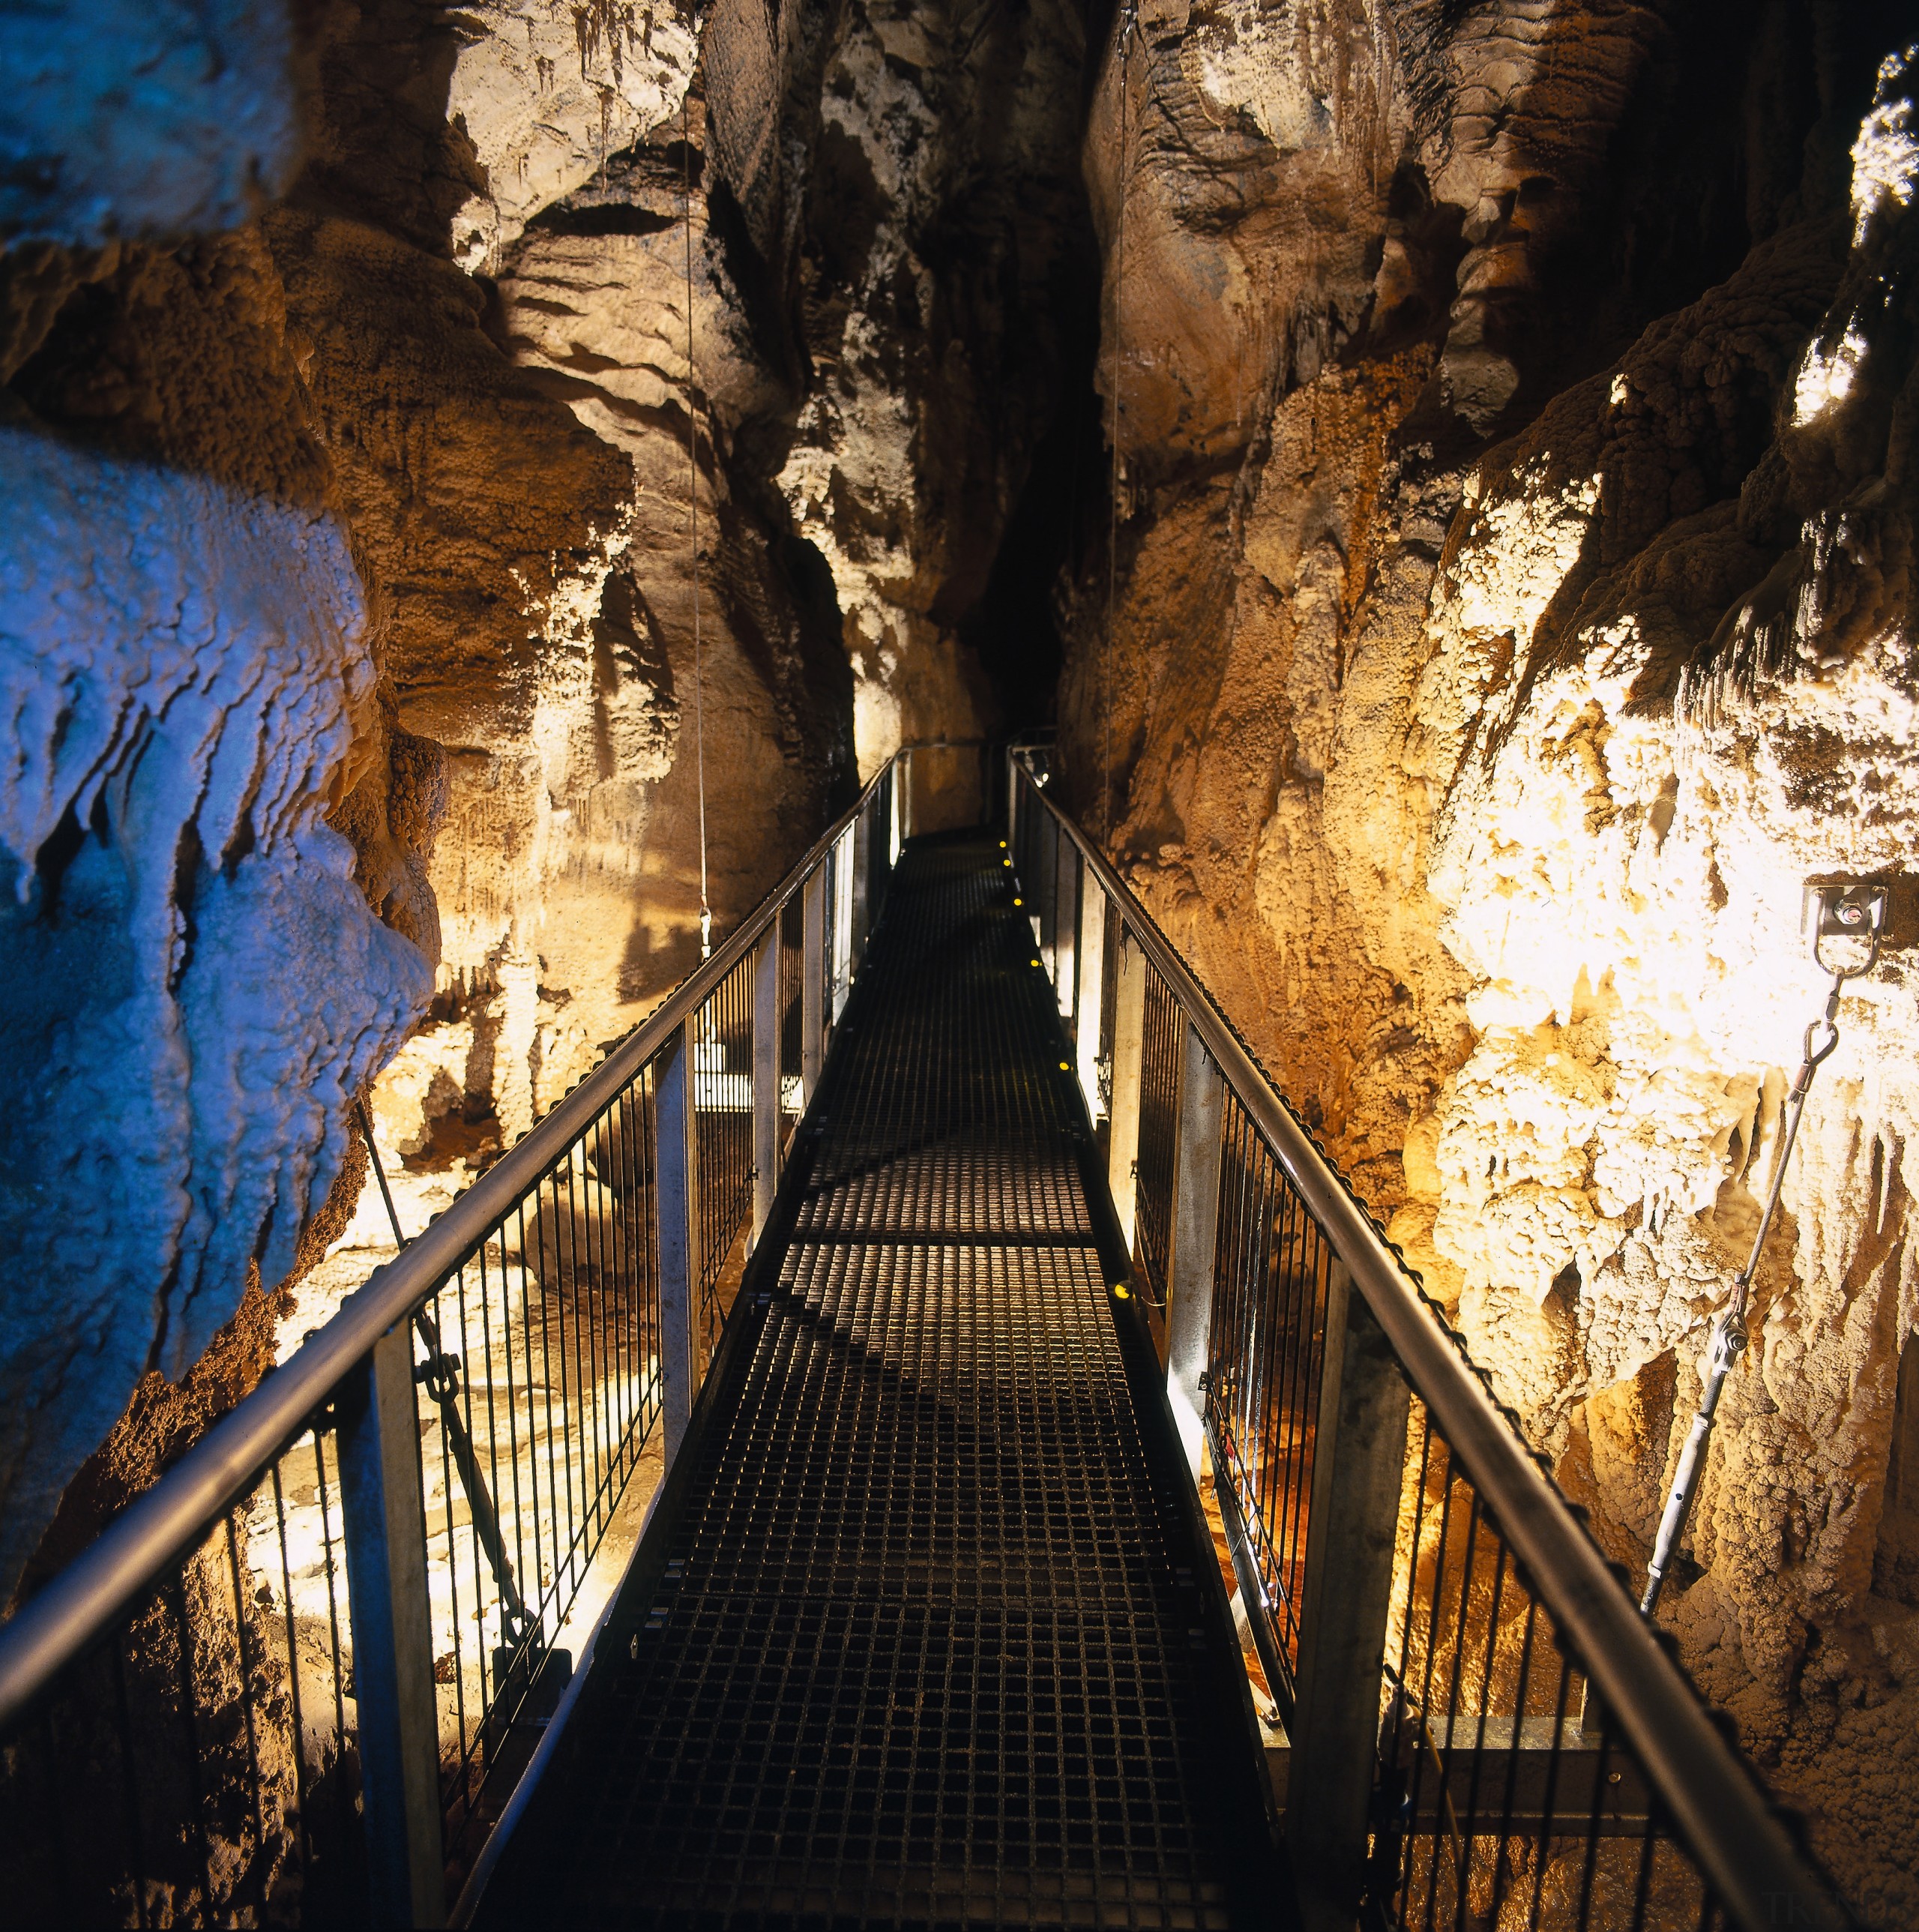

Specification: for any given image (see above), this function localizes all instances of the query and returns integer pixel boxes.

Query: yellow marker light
[1031,958,1040,968]
[1058,1062,1070,1072]
[1113,1284,1131,1300]
[1002,858,1012,867]
[998,840,1007,848]
[1013,896,1022,906]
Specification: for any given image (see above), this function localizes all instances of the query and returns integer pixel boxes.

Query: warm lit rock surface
[1061,4,1919,1910]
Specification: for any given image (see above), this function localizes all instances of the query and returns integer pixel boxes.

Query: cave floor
[476,832,1287,1928]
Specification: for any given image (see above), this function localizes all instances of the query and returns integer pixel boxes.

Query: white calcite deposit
[0,432,430,1595]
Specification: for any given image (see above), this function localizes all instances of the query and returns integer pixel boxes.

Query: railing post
[1288,1273,1412,1932]
[1165,1023,1226,1472]
[1108,930,1146,1248]
[687,1016,704,1346]
[655,1024,696,1462]
[832,829,856,1020]
[1054,843,1079,1021]
[337,1323,445,1929]
[876,773,894,913]
[851,801,873,971]
[751,926,779,1247]
[1013,764,1031,907]
[1076,877,1106,1117]
[900,748,914,840]
[1037,809,1058,971]
[801,866,825,1105]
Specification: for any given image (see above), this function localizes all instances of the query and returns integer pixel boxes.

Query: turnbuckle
[1704,1308,1747,1380]
[415,1348,463,1403]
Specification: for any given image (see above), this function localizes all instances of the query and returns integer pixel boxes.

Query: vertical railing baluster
[1287,1269,1412,1932]
[337,1323,445,1928]
[752,924,779,1249]
[1165,1023,1226,1472]
[1107,928,1147,1249]
[655,1026,696,1462]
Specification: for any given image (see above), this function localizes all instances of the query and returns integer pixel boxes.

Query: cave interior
[3,0,1919,1925]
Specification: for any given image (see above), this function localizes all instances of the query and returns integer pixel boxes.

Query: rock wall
[1058,0,1919,1912]
[1,0,1094,1598]
[287,0,1095,1165]
[0,13,430,1598]
[0,4,808,1593]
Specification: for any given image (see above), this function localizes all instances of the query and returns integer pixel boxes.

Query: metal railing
[0,735,1855,1932]
[1007,747,1853,1932]
[0,753,920,1928]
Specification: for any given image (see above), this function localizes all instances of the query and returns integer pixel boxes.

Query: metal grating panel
[478,835,1277,1928]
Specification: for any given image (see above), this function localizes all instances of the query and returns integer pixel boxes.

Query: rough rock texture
[1058,3,1919,1913]
[0,0,301,246]
[277,0,1099,1167]
[768,0,1096,779]
[0,425,429,1598]
[1,0,1095,1594]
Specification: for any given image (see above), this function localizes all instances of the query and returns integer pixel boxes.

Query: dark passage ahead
[478,834,1283,1928]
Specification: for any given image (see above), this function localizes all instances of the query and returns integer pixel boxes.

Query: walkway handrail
[1010,752,1847,1932]
[0,751,915,1730]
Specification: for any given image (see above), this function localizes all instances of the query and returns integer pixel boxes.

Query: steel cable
[1642,916,1882,1615]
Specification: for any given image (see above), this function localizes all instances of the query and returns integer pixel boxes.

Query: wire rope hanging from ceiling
[684,88,713,961]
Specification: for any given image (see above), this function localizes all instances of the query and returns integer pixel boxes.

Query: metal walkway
[0,752,1845,1931]
[476,833,1284,1928]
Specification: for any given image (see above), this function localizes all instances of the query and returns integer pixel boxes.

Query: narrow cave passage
[3,0,1919,1928]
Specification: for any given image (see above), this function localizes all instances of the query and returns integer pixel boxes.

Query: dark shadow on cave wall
[961,325,1109,734]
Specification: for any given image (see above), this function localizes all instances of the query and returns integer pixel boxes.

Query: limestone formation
[1059,4,1919,1911]
[0,0,1089,1595]
[7,0,1919,1917]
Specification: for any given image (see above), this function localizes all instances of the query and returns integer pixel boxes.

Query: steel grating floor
[478,834,1283,1929]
